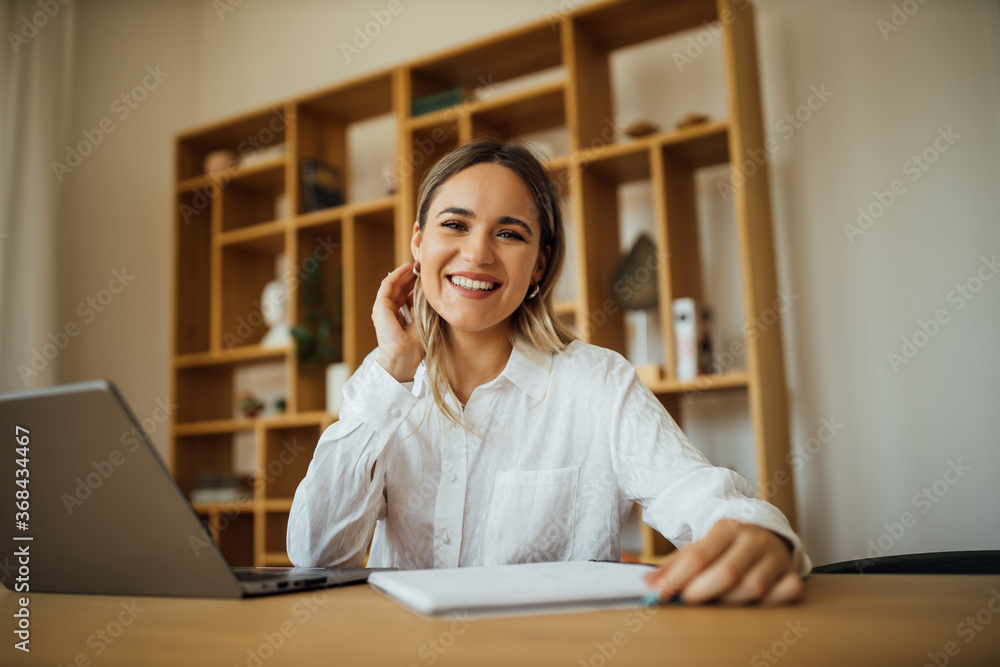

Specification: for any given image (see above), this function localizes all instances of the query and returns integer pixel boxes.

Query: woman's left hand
[644,519,805,604]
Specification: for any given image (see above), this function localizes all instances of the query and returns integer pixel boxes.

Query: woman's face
[411,162,548,338]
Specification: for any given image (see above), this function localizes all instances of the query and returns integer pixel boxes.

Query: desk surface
[2,574,999,666]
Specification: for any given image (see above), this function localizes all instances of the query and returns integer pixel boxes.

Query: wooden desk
[2,574,999,666]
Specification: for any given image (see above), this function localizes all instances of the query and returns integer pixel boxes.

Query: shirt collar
[411,341,552,403]
[499,341,552,403]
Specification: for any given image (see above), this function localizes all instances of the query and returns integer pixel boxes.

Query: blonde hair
[412,139,575,427]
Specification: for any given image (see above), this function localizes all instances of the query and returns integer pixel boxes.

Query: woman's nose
[461,230,494,265]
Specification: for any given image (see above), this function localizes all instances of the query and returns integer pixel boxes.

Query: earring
[527,283,539,299]
[412,261,421,276]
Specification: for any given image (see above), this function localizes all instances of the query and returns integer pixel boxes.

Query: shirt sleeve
[286,350,420,567]
[609,370,812,576]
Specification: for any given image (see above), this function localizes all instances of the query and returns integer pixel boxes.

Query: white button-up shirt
[287,340,811,575]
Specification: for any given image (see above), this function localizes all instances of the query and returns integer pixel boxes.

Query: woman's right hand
[372,261,424,383]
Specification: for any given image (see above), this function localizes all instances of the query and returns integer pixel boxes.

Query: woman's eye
[441,220,466,231]
[498,230,526,242]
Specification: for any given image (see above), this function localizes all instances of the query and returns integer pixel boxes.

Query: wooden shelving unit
[170,0,795,566]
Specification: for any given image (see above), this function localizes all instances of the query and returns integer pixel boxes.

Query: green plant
[290,261,342,364]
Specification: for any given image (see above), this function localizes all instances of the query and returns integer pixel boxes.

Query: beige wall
[9,0,999,565]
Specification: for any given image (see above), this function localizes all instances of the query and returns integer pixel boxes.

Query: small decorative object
[301,158,344,212]
[237,391,265,418]
[204,149,238,175]
[675,112,710,130]
[189,472,254,504]
[612,234,661,382]
[260,282,291,349]
[673,298,698,382]
[382,165,398,195]
[326,362,350,416]
[274,397,287,414]
[411,87,466,117]
[622,120,660,138]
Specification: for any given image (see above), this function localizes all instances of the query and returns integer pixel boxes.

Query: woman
[287,139,809,604]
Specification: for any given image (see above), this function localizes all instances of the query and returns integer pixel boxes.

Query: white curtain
[0,1,75,391]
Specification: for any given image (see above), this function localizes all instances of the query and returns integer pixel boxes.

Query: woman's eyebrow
[436,207,534,236]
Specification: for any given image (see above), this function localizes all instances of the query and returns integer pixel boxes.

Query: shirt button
[442,532,451,545]
[449,472,457,482]
[390,407,401,418]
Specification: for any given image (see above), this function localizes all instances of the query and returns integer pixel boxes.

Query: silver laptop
[0,380,382,598]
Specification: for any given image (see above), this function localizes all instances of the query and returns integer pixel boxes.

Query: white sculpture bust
[260,255,291,348]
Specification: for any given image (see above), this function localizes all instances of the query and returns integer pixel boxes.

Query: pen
[642,592,684,607]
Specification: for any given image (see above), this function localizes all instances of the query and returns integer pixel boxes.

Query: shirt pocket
[482,466,579,566]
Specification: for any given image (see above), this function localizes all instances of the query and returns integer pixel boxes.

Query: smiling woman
[287,139,811,605]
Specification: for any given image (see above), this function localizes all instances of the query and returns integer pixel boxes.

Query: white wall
[5,0,997,566]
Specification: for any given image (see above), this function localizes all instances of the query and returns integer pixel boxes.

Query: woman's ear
[410,220,422,261]
[533,244,551,283]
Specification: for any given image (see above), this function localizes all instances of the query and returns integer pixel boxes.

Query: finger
[646,522,739,600]
[376,263,417,311]
[716,549,786,604]
[760,571,805,605]
[681,528,770,604]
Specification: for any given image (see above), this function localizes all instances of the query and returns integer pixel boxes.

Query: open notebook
[367,560,658,617]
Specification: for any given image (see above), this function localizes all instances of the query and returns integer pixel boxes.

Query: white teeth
[449,275,497,291]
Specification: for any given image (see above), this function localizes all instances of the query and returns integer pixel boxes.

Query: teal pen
[642,591,684,607]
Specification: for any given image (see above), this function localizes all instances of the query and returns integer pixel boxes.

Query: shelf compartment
[174,357,287,423]
[218,222,285,253]
[408,19,562,101]
[258,424,322,500]
[343,208,396,370]
[572,0,717,51]
[173,433,244,499]
[261,512,292,560]
[174,191,213,356]
[199,507,254,567]
[293,219,345,413]
[220,162,286,232]
[176,105,291,182]
[219,235,287,351]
